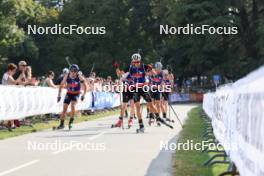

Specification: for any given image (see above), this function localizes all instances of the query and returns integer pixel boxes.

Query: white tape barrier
[203,67,264,176]
[0,85,120,121]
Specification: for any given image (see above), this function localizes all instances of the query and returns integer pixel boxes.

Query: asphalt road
[0,104,197,176]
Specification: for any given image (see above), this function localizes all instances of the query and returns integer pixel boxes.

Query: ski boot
[128,118,133,128]
[136,126,145,133]
[124,110,128,118]
[53,121,65,131]
[148,113,155,126]
[163,113,175,123]
[111,118,123,128]
[68,118,74,130]
[164,118,175,123]
[157,117,173,129]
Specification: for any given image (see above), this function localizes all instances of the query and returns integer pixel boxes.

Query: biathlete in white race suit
[123,53,173,133]
[111,63,135,129]
[56,64,87,130]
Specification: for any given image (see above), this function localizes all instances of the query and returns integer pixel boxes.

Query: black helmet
[70,64,79,72]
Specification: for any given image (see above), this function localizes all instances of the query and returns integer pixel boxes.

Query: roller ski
[68,118,74,130]
[136,119,145,133]
[111,118,123,129]
[124,110,128,118]
[148,113,156,126]
[163,113,174,123]
[148,117,155,126]
[164,118,175,123]
[136,126,145,133]
[128,118,133,128]
[157,117,173,129]
[52,121,65,131]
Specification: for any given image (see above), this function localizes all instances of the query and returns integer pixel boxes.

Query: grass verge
[0,109,119,140]
[173,106,228,176]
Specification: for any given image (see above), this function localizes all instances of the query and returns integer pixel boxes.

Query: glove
[81,95,85,101]
[112,61,120,69]
[57,96,61,103]
[146,64,153,71]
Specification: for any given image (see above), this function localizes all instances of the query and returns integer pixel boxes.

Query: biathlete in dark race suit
[56,64,87,130]
[149,62,174,124]
[161,69,174,121]
[149,62,163,125]
[124,53,173,133]
[111,64,135,129]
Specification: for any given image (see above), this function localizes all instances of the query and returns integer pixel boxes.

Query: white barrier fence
[203,67,264,176]
[0,85,120,121]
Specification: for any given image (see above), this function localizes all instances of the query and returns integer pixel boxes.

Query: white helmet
[63,68,69,74]
[131,53,141,61]
[163,69,169,75]
[154,62,163,70]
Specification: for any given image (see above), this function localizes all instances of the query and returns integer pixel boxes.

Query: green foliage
[0,0,263,81]
[0,0,57,73]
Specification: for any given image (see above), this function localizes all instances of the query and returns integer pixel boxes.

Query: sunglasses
[132,61,140,64]
[70,69,78,73]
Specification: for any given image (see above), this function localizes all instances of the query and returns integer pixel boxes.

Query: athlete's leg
[161,93,169,118]
[135,102,142,120]
[57,103,69,129]
[146,100,158,115]
[70,101,77,118]
[119,103,126,117]
[129,99,135,118]
[144,91,173,128]
[133,91,144,130]
[113,92,129,128]
[68,101,77,129]
[161,99,165,113]
[154,99,161,116]
[60,103,69,120]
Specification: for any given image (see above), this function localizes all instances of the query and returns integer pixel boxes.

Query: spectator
[44,71,57,88]
[106,76,113,85]
[25,66,32,81]
[2,63,19,85]
[1,63,19,130]
[90,72,96,79]
[16,61,38,86]
[17,60,27,84]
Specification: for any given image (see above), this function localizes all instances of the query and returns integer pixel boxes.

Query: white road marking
[52,146,73,155]
[52,130,108,155]
[88,131,106,140]
[0,160,39,176]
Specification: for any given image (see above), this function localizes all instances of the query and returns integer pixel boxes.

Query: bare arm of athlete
[79,75,87,100]
[57,74,68,101]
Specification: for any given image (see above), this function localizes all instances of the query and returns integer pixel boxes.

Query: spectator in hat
[16,60,27,84]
